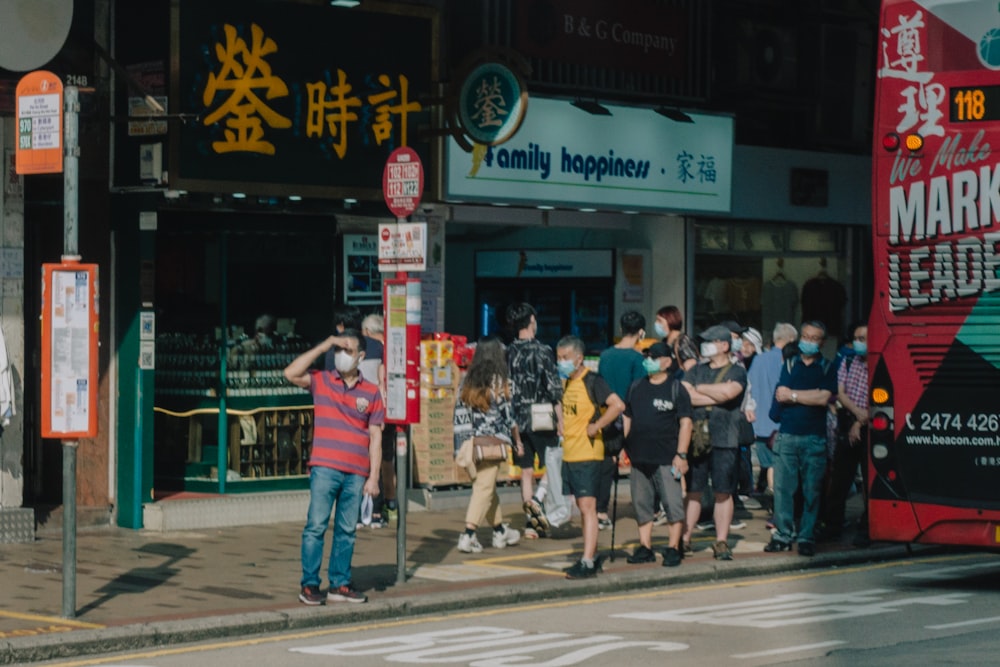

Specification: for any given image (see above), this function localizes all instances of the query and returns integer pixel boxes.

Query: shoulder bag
[472,435,510,463]
[689,364,733,458]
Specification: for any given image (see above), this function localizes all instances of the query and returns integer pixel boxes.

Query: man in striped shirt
[284,329,384,605]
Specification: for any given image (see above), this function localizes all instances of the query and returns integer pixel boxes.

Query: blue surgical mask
[557,360,577,379]
[853,341,867,356]
[798,340,820,356]
[642,357,661,374]
[654,322,667,338]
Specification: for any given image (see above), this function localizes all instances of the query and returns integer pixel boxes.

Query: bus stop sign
[382,146,424,219]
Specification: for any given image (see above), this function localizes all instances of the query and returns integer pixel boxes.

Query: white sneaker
[492,524,521,548]
[458,533,483,553]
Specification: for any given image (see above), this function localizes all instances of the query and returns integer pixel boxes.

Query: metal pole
[63,86,79,257]
[61,84,80,620]
[61,441,77,618]
[395,426,408,584]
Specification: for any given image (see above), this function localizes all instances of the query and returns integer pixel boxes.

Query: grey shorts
[630,462,684,524]
[686,447,738,495]
[562,460,601,498]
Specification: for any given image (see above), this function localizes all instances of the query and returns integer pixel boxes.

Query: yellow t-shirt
[561,370,604,462]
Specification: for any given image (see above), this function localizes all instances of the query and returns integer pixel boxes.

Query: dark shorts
[562,460,601,498]
[514,429,558,470]
[630,462,684,524]
[686,447,738,495]
[380,423,397,462]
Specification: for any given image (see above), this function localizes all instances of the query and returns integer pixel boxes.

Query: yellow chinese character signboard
[171,1,435,199]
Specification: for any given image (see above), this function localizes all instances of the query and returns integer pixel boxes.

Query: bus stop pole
[61,84,80,619]
[396,426,408,585]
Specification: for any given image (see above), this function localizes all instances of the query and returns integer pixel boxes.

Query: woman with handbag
[453,336,523,553]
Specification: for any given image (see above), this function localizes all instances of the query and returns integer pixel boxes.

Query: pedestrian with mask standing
[764,320,838,557]
[285,329,383,604]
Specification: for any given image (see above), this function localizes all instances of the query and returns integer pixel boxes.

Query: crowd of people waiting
[451,302,871,579]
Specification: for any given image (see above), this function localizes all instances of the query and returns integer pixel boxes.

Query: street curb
[1,543,930,665]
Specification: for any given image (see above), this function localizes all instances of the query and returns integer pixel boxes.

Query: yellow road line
[0,610,103,629]
[37,552,984,667]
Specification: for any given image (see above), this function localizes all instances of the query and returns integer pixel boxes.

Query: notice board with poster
[342,234,382,305]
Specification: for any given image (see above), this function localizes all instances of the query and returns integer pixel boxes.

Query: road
[30,552,1000,667]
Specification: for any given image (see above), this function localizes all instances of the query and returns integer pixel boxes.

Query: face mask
[700,342,719,357]
[334,350,358,373]
[853,341,867,356]
[557,359,577,379]
[642,357,661,375]
[654,322,667,338]
[798,340,820,356]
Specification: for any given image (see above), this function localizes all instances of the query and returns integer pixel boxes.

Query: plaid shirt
[507,337,563,432]
[837,354,868,411]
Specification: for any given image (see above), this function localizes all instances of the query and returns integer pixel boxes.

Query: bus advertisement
[870,0,1000,547]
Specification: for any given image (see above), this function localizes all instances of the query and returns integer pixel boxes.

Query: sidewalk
[0,490,915,665]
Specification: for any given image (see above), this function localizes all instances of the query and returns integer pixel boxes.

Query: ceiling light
[537,205,555,210]
[654,106,694,123]
[579,208,597,212]
[232,192,246,199]
[571,99,611,116]
[329,0,362,7]
[288,195,302,202]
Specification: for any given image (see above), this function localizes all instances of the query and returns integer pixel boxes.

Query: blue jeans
[301,466,365,589]
[772,433,827,544]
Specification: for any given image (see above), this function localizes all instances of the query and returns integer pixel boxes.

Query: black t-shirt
[624,377,692,465]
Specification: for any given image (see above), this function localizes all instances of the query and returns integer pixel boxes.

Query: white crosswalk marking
[613,589,970,628]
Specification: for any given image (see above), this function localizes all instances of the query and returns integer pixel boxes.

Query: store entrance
[152,213,336,492]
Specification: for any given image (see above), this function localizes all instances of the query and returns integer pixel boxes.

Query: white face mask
[334,350,358,373]
[700,342,719,357]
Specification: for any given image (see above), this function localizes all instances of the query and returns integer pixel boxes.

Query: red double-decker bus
[869,0,1000,547]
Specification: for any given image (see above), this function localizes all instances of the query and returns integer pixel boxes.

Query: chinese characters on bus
[201,22,422,159]
[879,9,945,138]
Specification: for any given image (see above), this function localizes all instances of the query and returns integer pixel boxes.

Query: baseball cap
[645,341,671,359]
[698,324,733,342]
[720,320,747,334]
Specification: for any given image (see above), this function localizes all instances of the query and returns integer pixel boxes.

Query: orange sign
[15,70,63,175]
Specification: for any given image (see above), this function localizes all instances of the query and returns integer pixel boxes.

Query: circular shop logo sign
[457,62,527,146]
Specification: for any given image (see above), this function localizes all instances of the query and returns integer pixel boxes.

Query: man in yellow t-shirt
[555,335,625,579]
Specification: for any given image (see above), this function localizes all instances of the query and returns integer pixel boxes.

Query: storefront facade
[0,0,877,536]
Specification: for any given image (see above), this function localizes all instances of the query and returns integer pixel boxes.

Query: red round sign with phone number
[382,146,424,218]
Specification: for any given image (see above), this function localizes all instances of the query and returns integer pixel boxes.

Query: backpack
[581,371,624,457]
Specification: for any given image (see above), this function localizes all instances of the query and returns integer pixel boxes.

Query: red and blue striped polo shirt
[308,369,385,477]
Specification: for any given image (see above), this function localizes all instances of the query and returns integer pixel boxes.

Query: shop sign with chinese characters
[173,1,434,197]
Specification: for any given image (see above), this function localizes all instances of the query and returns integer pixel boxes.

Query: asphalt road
[28,552,1000,667]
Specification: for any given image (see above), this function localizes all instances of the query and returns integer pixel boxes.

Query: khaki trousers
[465,460,504,527]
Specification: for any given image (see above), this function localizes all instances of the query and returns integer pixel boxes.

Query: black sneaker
[798,542,816,557]
[627,545,656,564]
[327,583,368,603]
[299,585,325,605]
[764,538,793,553]
[662,547,682,567]
[564,559,598,579]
